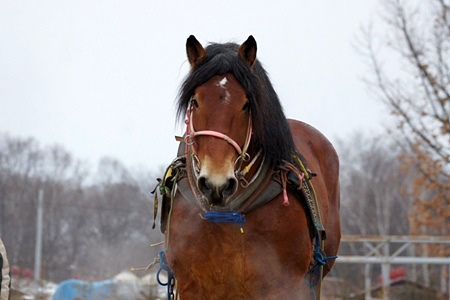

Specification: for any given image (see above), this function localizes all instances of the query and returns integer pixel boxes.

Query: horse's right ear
[186,35,206,68]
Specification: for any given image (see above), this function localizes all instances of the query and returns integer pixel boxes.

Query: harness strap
[291,155,326,237]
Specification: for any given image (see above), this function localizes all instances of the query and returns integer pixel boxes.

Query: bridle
[183,98,260,186]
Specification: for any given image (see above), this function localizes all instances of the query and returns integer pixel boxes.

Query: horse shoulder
[287,119,339,176]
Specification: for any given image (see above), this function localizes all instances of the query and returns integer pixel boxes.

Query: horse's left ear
[186,35,206,68]
[238,35,257,67]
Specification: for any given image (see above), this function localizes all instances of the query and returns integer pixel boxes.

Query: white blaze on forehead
[216,76,231,103]
[218,76,228,87]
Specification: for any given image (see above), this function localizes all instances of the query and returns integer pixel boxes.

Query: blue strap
[204,211,246,232]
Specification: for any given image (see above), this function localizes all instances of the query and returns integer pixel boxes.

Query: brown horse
[157,35,340,299]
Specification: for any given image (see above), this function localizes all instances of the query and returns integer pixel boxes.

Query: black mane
[177,42,296,167]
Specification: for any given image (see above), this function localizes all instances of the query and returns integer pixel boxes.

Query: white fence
[337,235,450,300]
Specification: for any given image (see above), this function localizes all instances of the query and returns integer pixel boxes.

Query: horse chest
[165,195,313,299]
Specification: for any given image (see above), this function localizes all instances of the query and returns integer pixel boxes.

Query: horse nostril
[222,178,237,197]
[198,176,212,197]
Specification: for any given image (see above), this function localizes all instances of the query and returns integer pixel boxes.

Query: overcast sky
[0,1,387,171]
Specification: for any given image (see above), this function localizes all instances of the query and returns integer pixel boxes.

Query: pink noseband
[184,100,252,161]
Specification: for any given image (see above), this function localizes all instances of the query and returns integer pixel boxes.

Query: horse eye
[190,98,199,108]
[242,102,250,111]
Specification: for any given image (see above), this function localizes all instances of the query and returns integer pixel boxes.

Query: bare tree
[338,133,411,237]
[0,134,44,267]
[40,145,89,280]
[0,134,160,282]
[335,133,414,293]
[359,0,450,237]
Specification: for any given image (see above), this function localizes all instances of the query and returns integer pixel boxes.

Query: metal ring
[157,267,170,286]
[242,152,251,162]
[239,176,249,188]
[234,155,244,172]
[185,134,195,146]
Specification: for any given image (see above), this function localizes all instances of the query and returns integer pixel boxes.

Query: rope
[305,233,338,299]
[204,211,246,233]
[157,251,177,300]
[280,160,305,206]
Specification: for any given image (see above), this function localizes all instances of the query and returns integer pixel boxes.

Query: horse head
[183,35,257,207]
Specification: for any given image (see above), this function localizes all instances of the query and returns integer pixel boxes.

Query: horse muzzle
[197,175,238,206]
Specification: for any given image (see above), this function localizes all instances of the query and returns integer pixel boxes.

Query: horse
[156,35,341,299]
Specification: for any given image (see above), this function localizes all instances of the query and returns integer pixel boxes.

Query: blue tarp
[52,279,118,300]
